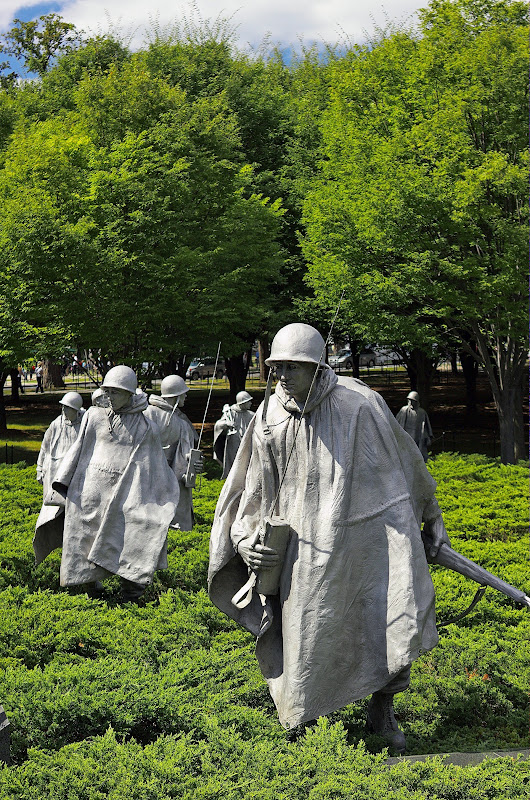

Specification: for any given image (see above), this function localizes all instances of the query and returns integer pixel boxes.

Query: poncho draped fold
[33,411,85,565]
[145,396,197,531]
[396,406,433,461]
[53,395,179,586]
[209,369,439,728]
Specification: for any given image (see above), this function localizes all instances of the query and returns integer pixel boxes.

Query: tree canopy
[0,1,527,456]
[301,0,528,461]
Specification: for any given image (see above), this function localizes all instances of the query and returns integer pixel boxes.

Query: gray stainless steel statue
[396,391,433,461]
[144,374,201,531]
[208,323,450,754]
[213,391,255,478]
[33,392,85,566]
[44,366,180,602]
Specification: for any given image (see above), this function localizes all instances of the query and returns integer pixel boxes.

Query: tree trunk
[496,381,526,464]
[497,386,518,464]
[347,337,361,379]
[43,360,65,389]
[470,325,527,464]
[160,354,178,378]
[459,348,478,413]
[9,369,19,403]
[450,352,458,375]
[258,337,269,382]
[513,373,527,462]
[0,367,7,434]
[176,355,188,380]
[225,354,247,403]
[406,349,435,409]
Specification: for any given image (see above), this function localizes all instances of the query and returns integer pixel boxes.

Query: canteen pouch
[255,516,291,596]
[231,516,290,609]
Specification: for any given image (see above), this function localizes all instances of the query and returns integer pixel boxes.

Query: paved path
[387,749,529,766]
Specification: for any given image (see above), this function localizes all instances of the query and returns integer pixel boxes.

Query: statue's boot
[120,578,146,603]
[365,691,406,755]
[85,580,105,598]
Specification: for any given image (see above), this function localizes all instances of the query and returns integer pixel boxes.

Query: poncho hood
[274,363,338,414]
[117,391,148,414]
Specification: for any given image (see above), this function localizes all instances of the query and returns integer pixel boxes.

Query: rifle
[422,528,530,625]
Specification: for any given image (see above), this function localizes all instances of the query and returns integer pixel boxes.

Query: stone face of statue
[62,406,78,422]
[408,398,419,411]
[177,394,187,408]
[274,361,316,403]
[239,400,252,412]
[105,387,133,412]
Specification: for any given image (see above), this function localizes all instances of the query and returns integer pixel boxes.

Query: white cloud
[1,1,425,51]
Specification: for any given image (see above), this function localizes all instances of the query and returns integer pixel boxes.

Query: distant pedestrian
[35,362,44,393]
[17,366,24,394]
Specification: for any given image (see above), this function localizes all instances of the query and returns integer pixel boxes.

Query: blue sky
[1,1,427,57]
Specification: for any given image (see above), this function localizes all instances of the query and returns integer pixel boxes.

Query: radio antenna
[197,341,222,450]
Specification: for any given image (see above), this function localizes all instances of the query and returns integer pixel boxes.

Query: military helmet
[102,365,137,394]
[91,387,107,407]
[407,391,420,402]
[160,374,189,398]
[235,391,252,405]
[59,391,83,411]
[265,323,326,366]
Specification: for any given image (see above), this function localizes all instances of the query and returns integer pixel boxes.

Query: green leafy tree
[0,13,81,77]
[0,50,284,403]
[302,0,528,462]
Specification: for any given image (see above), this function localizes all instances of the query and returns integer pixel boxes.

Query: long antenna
[197,341,221,449]
[268,291,345,516]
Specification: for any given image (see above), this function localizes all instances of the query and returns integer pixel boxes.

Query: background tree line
[0,0,527,463]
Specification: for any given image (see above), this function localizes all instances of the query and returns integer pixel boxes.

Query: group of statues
[33,369,256,602]
[34,325,444,753]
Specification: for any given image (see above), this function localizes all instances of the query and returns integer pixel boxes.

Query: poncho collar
[61,409,85,426]
[275,364,338,414]
[106,391,148,427]
[148,395,174,414]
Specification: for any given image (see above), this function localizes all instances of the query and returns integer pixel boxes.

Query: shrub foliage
[0,455,528,797]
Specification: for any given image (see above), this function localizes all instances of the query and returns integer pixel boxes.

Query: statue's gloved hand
[36,470,44,484]
[236,532,280,571]
[423,515,451,558]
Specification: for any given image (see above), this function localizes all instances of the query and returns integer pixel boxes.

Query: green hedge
[0,455,528,797]
[1,723,529,800]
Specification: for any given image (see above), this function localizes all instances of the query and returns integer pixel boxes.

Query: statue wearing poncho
[33,393,85,566]
[51,367,180,588]
[209,324,449,751]
[213,391,255,479]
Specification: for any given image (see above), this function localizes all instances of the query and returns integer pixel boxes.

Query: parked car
[328,348,353,369]
[328,348,378,370]
[186,357,225,380]
[373,348,403,365]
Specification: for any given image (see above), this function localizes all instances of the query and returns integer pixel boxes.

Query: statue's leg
[365,666,410,754]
